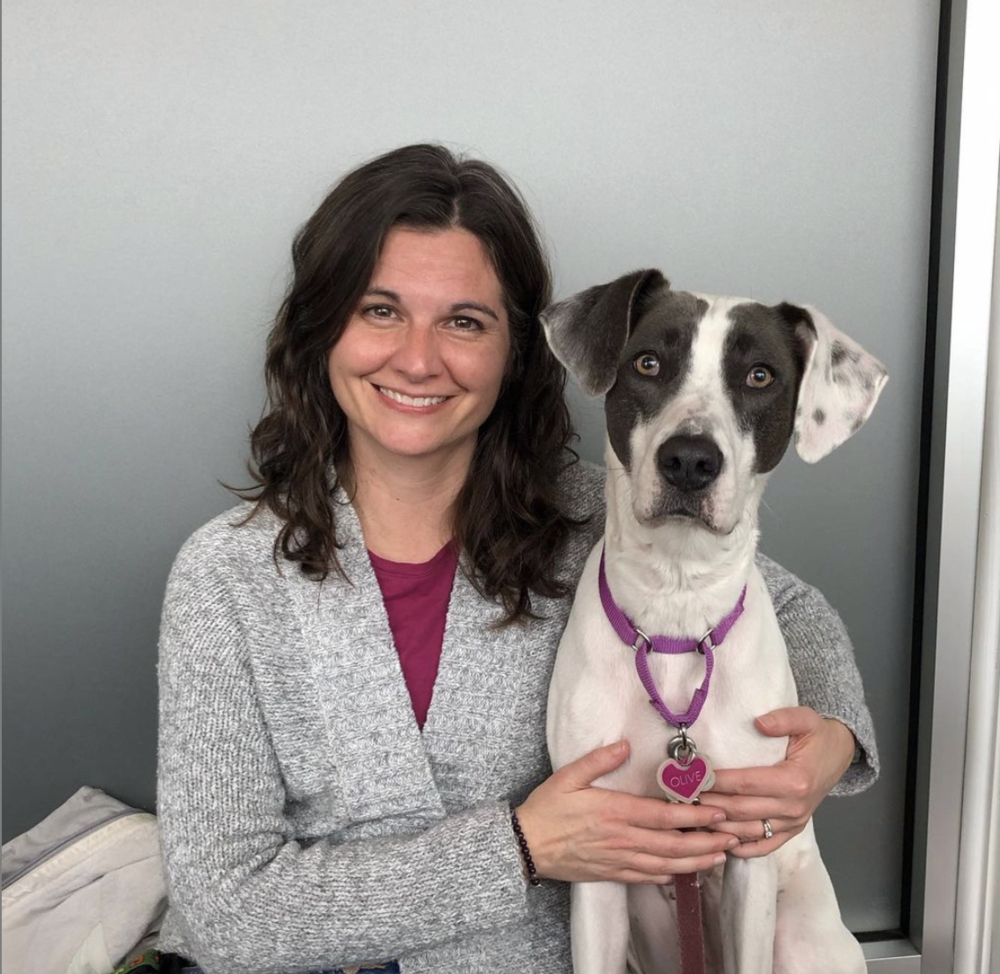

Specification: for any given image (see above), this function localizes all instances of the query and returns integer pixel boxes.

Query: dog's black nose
[657,435,723,492]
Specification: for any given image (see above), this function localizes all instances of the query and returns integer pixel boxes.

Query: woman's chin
[352,430,479,468]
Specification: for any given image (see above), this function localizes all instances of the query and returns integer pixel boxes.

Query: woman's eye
[362,304,396,319]
[746,365,775,389]
[634,352,661,377]
[449,316,483,332]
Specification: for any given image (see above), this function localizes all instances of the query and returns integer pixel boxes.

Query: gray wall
[1,0,938,934]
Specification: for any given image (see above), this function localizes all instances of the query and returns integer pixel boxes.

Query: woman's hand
[515,741,738,884]
[698,707,856,858]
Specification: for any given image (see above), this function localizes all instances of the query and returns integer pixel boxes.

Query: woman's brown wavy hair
[238,143,584,624]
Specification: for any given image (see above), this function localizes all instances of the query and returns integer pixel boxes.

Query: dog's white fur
[545,291,886,974]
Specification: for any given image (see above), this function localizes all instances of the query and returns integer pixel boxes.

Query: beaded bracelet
[510,808,541,887]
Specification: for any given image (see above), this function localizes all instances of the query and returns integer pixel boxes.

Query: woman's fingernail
[726,837,739,849]
[714,854,728,865]
[611,741,626,755]
[757,714,775,730]
[712,812,726,823]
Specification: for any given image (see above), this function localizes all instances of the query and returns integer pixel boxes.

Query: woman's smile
[373,384,452,410]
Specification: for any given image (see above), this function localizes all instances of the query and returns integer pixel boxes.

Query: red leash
[674,871,707,974]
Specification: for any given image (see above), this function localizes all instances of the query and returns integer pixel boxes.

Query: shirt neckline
[367,541,457,578]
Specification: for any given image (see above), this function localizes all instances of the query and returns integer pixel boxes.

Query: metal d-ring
[668,729,697,766]
[632,627,653,654]
[697,628,716,655]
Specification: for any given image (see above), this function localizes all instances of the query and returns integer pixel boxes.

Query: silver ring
[762,819,774,841]
[667,732,698,764]
[631,627,652,653]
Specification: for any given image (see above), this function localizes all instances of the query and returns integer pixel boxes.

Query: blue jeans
[181,965,399,974]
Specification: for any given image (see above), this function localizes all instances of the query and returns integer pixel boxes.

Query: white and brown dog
[542,270,887,974]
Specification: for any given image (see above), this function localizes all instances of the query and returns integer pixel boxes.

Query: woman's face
[328,226,510,470]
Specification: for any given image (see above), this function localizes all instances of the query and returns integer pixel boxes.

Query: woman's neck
[344,441,473,562]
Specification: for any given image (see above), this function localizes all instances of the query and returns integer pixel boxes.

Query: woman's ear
[540,269,667,396]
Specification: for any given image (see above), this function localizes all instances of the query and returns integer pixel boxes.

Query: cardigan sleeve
[156,535,530,974]
[756,553,880,796]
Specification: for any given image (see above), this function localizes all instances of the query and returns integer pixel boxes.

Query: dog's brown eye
[747,365,774,389]
[634,353,661,377]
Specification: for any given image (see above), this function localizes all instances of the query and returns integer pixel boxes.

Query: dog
[541,269,887,974]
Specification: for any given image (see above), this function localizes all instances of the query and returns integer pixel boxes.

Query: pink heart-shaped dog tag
[657,754,715,803]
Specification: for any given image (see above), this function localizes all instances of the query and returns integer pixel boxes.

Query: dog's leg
[571,880,630,974]
[773,828,866,974]
[719,854,777,974]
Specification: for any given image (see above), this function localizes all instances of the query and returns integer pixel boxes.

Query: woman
[157,144,877,974]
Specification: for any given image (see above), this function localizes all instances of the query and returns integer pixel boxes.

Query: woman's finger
[710,764,808,798]
[611,849,731,880]
[630,826,739,860]
[620,795,729,831]
[755,706,822,738]
[706,816,795,841]
[698,792,808,823]
[726,825,804,859]
[555,740,631,789]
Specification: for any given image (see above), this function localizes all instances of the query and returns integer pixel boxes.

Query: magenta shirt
[368,542,459,730]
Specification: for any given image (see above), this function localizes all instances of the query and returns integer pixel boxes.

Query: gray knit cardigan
[156,461,878,974]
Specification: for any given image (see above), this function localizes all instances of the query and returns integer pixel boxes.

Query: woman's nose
[392,323,443,379]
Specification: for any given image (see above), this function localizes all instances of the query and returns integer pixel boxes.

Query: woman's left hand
[698,707,856,858]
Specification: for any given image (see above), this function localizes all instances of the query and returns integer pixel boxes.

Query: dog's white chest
[547,543,794,787]
[545,539,866,974]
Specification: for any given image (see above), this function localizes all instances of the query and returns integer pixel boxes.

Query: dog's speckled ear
[540,269,667,396]
[786,304,889,463]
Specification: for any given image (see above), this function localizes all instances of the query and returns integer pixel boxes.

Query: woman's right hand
[515,740,738,884]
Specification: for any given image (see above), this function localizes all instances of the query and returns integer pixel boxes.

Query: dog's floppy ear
[782,303,889,463]
[540,269,667,396]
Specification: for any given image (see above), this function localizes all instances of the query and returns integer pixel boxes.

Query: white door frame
[864,0,1000,970]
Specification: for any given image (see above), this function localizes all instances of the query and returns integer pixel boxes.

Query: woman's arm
[698,555,879,856]
[157,540,529,974]
[757,552,879,794]
[159,527,738,972]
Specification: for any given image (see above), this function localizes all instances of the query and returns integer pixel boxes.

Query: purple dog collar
[598,546,747,728]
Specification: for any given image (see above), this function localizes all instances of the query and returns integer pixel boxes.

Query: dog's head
[541,269,888,534]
